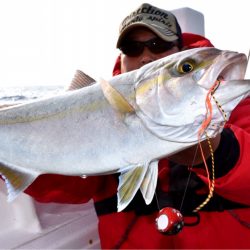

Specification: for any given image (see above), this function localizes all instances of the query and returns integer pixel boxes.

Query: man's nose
[140,47,156,65]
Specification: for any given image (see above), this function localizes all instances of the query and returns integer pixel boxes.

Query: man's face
[120,27,180,73]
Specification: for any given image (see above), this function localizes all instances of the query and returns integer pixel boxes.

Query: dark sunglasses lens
[149,39,175,54]
[120,41,144,57]
[120,39,177,57]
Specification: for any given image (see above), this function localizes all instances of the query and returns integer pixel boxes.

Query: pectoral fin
[140,161,158,205]
[117,165,147,212]
[117,162,158,212]
[0,164,38,201]
[100,78,135,114]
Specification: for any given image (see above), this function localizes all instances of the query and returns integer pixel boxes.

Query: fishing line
[179,143,199,213]
[193,132,215,212]
[155,80,226,234]
[154,144,199,235]
[153,143,199,212]
[191,81,221,212]
[154,189,161,211]
[192,81,228,212]
[154,142,200,213]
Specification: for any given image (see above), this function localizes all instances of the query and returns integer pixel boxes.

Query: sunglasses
[119,37,177,57]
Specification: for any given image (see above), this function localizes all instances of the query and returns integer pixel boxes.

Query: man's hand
[167,134,221,166]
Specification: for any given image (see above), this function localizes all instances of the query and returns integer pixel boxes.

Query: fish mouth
[196,52,247,88]
[211,53,250,108]
[216,53,247,82]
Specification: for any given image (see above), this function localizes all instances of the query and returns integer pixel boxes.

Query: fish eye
[177,59,195,74]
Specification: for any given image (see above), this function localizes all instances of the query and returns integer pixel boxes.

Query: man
[26,3,250,249]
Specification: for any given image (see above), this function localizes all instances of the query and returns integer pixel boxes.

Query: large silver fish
[0,47,249,211]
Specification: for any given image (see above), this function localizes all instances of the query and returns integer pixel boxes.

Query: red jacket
[25,33,250,249]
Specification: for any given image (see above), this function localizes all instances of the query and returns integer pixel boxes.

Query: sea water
[0,85,65,105]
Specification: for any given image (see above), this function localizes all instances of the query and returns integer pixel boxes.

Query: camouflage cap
[116,3,182,47]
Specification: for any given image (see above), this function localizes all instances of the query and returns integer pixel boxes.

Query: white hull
[0,182,100,249]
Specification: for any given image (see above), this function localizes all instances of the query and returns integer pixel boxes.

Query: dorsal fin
[99,78,135,114]
[245,49,250,79]
[67,70,96,91]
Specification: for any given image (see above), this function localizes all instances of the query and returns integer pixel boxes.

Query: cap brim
[116,23,179,48]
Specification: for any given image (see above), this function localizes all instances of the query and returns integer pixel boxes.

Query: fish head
[134,47,250,142]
